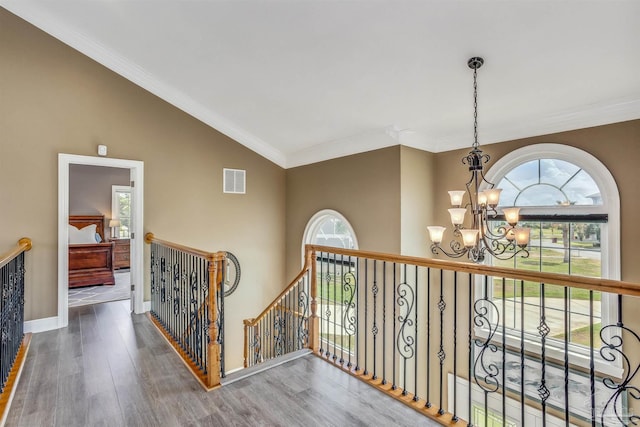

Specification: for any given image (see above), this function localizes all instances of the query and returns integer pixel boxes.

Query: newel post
[206,254,222,388]
[243,318,253,368]
[308,247,319,353]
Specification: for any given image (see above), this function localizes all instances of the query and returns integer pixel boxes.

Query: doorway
[58,154,144,329]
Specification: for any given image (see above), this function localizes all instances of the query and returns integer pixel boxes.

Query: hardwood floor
[7,300,438,426]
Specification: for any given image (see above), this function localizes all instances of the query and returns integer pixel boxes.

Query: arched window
[482,143,620,376]
[302,210,358,356]
[302,209,358,255]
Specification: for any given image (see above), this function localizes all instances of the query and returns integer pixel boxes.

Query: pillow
[69,224,98,244]
[95,233,103,243]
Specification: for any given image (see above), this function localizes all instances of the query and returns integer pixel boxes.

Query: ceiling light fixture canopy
[427,57,530,263]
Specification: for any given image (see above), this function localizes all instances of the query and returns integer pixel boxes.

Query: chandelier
[427,57,530,263]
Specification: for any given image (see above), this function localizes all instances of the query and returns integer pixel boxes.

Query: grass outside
[552,322,602,348]
[317,273,355,304]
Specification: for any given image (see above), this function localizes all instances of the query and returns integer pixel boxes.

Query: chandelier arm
[430,243,469,259]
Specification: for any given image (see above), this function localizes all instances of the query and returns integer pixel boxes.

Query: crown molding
[426,97,640,153]
[2,2,287,167]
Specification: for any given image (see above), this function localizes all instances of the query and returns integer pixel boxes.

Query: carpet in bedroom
[68,271,130,307]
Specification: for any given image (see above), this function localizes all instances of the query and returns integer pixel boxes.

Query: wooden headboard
[69,215,106,241]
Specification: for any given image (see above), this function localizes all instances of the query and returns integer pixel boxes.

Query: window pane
[504,160,539,189]
[495,179,518,206]
[563,170,601,205]
[539,159,580,187]
[516,184,566,206]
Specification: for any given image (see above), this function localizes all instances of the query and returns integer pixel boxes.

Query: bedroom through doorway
[68,164,132,308]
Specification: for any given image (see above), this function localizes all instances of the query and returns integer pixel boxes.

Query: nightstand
[110,238,130,270]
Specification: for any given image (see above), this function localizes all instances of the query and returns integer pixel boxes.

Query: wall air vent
[223,168,246,194]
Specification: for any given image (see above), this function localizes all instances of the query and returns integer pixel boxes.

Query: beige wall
[69,165,130,239]
[0,9,286,370]
[285,147,402,279]
[400,146,436,258]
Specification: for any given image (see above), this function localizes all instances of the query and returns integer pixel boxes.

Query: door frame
[58,153,145,328]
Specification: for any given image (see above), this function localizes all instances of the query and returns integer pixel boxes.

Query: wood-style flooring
[7,300,438,426]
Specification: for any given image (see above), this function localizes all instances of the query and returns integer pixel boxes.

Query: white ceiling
[3,1,640,168]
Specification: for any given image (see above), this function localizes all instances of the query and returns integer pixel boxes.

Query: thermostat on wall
[98,145,108,156]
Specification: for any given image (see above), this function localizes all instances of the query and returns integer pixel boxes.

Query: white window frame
[112,185,132,239]
[301,209,359,264]
[477,143,621,378]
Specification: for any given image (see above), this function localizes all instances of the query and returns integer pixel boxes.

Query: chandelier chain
[473,66,479,149]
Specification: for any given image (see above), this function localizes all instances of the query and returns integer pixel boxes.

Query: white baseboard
[24,316,60,333]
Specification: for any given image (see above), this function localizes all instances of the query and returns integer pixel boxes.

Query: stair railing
[248,244,640,426]
[145,233,226,390]
[243,249,315,368]
[0,238,32,424]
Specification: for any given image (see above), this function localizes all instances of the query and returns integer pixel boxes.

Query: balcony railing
[0,238,32,424]
[246,244,640,426]
[145,233,226,390]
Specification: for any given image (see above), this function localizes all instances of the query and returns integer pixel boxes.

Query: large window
[482,144,620,374]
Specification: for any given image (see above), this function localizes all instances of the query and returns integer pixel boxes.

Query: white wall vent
[223,168,246,194]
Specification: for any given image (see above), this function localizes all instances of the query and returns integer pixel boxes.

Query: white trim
[59,154,145,329]
[301,209,359,266]
[24,316,60,333]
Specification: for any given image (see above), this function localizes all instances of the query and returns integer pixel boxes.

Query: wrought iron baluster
[426,267,432,409]
[382,261,387,385]
[501,277,506,425]
[468,273,473,426]
[600,294,640,426]
[396,263,415,397]
[589,291,595,427]
[372,260,378,380]
[413,265,419,402]
[342,255,356,369]
[520,279,525,427]
[437,269,446,415]
[564,287,569,427]
[392,262,397,391]
[473,275,500,425]
[363,258,368,376]
[538,283,550,426]
[452,271,458,422]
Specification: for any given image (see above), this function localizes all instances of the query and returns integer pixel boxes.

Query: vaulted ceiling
[3,1,639,168]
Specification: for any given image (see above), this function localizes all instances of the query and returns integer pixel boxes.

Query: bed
[68,215,115,288]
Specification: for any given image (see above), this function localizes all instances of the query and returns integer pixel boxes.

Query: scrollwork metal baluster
[372,260,378,380]
[342,266,357,368]
[297,286,309,349]
[473,276,500,424]
[396,274,415,396]
[600,294,640,426]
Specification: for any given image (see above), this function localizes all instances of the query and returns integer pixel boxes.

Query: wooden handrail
[0,238,32,269]
[244,257,312,328]
[306,244,640,297]
[144,233,225,262]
